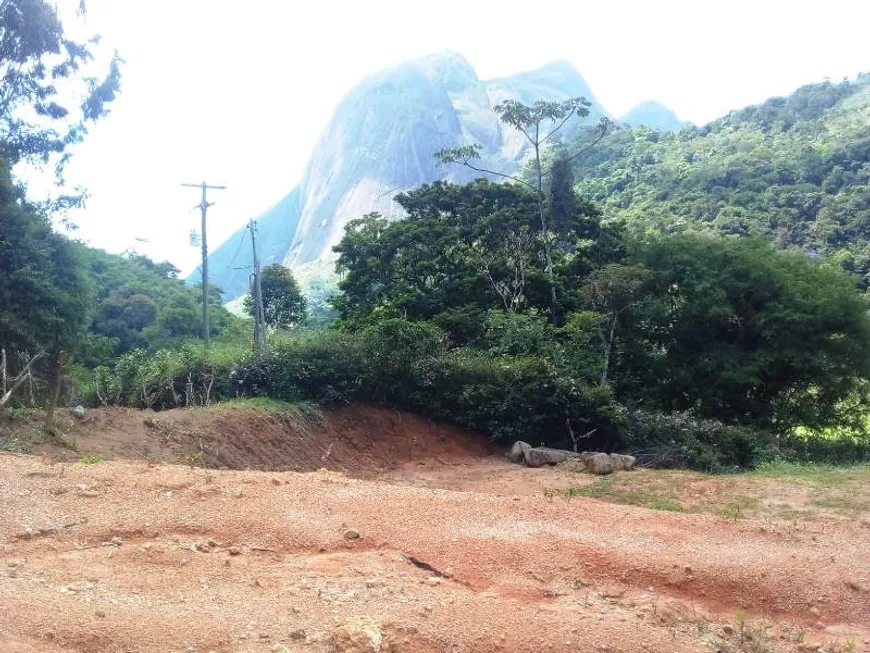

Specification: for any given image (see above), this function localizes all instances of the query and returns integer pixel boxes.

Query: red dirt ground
[1,405,868,652]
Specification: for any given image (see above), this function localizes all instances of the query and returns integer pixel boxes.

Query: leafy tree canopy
[0,156,90,355]
[0,0,121,180]
[244,264,308,330]
[332,179,617,331]
[619,235,870,430]
[75,245,234,364]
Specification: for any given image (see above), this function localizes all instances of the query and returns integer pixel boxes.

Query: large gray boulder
[507,441,532,464]
[609,453,637,471]
[587,453,614,475]
[524,447,571,468]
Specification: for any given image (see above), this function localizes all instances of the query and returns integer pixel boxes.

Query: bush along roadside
[74,320,833,471]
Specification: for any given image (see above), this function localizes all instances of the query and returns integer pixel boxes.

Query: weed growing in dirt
[0,435,36,454]
[2,406,31,422]
[211,398,323,434]
[719,496,760,520]
[77,454,107,464]
[213,397,319,416]
[731,610,774,653]
[646,498,684,512]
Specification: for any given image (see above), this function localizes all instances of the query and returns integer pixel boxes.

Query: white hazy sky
[49,0,870,274]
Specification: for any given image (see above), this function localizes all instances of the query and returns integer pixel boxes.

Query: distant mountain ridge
[620,101,684,131]
[198,52,609,299]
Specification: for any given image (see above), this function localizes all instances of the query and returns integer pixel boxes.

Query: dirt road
[1,406,868,652]
[1,455,868,653]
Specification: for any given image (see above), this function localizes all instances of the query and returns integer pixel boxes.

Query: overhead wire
[225,225,249,269]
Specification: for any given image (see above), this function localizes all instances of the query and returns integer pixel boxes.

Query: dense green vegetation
[78,246,233,364]
[2,5,869,470]
[0,160,92,356]
[573,75,870,285]
[243,263,308,329]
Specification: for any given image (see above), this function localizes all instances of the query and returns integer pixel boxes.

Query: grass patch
[209,397,323,437]
[77,454,107,464]
[562,476,685,512]
[718,496,760,519]
[0,435,38,454]
[749,461,870,518]
[211,397,321,418]
[647,498,685,512]
[552,463,870,522]
[749,461,870,485]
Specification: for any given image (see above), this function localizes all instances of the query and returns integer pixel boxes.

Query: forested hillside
[76,246,232,365]
[573,75,870,284]
[1,153,235,375]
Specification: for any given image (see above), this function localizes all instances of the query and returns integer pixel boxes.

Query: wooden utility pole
[182,182,226,354]
[248,218,267,355]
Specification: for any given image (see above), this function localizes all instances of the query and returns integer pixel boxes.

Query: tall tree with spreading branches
[0,0,122,209]
[436,98,609,322]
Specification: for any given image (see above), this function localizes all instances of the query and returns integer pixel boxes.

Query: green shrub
[624,410,772,472]
[410,348,622,447]
[776,433,870,465]
[87,343,240,409]
[234,330,364,403]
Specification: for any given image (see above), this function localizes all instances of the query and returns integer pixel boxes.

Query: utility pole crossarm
[182,181,226,356]
[182,183,228,189]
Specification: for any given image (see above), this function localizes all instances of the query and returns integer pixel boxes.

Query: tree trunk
[44,350,65,435]
[534,139,558,323]
[600,314,617,385]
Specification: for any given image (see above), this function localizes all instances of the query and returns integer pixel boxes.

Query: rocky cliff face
[202,52,609,300]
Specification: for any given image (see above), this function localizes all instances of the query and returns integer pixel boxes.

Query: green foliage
[0,158,92,356]
[436,95,609,317]
[624,410,771,472]
[77,454,106,464]
[332,179,612,328]
[326,173,870,458]
[623,235,870,430]
[235,329,364,404]
[244,263,308,329]
[0,0,121,185]
[493,97,592,134]
[88,343,240,409]
[411,347,620,446]
[356,319,448,404]
[76,245,234,361]
[572,75,870,286]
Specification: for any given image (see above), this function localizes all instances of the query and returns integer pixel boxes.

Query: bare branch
[558,118,611,168]
[0,352,44,407]
[458,161,538,191]
[542,107,578,144]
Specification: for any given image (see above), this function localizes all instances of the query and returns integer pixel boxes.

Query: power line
[226,226,248,269]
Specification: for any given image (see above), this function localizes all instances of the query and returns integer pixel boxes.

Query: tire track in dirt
[3,453,869,652]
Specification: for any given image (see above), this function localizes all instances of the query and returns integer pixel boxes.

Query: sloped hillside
[574,75,870,284]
